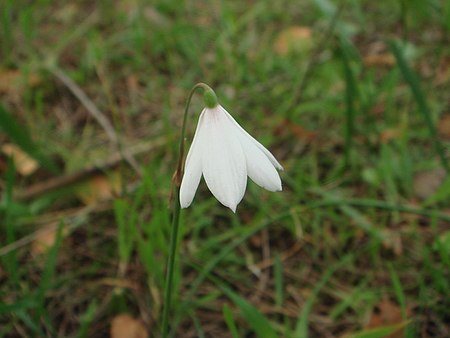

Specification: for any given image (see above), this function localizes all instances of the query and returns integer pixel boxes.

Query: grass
[0,0,449,337]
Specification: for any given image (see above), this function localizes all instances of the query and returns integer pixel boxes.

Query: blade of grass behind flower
[340,45,358,167]
[0,0,14,65]
[223,304,240,338]
[444,1,450,31]
[113,199,136,265]
[221,285,278,338]
[389,40,449,173]
[0,298,38,315]
[76,300,98,338]
[388,263,407,319]
[345,321,410,338]
[295,255,352,337]
[14,310,45,336]
[34,220,64,331]
[308,197,450,222]
[170,212,291,338]
[274,253,284,309]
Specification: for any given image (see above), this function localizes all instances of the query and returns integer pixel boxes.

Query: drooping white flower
[179,104,283,212]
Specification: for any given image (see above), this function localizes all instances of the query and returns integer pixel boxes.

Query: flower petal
[235,127,282,191]
[201,107,247,212]
[179,110,207,208]
[220,106,283,171]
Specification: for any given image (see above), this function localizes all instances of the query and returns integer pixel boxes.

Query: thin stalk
[308,198,450,222]
[161,192,181,338]
[341,46,357,167]
[390,40,449,173]
[161,82,216,338]
[173,83,215,185]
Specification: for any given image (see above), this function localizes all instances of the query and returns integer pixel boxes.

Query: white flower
[179,104,283,212]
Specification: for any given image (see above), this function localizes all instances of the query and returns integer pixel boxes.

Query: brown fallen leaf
[363,53,396,67]
[0,69,41,95]
[438,113,450,140]
[379,128,401,144]
[31,224,68,256]
[273,26,313,56]
[2,143,39,176]
[363,40,395,68]
[76,171,122,205]
[413,168,447,200]
[366,298,410,338]
[110,314,147,338]
[435,55,450,85]
[274,119,317,142]
[381,228,403,256]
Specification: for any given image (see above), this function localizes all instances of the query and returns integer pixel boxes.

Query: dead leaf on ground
[2,143,39,176]
[363,41,395,67]
[438,113,450,140]
[0,69,41,95]
[435,55,450,85]
[363,53,396,67]
[110,314,147,338]
[381,228,403,256]
[379,128,401,144]
[273,26,313,56]
[31,223,70,256]
[413,168,447,200]
[274,119,317,142]
[31,225,63,256]
[366,298,410,338]
[76,171,122,205]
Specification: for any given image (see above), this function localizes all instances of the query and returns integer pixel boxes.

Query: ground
[0,0,449,337]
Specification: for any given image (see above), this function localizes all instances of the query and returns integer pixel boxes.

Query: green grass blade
[308,198,450,222]
[113,198,136,264]
[341,45,358,167]
[295,255,352,337]
[345,321,410,338]
[221,286,278,338]
[388,264,407,319]
[170,212,291,338]
[77,300,98,338]
[389,40,449,173]
[339,204,382,239]
[15,310,45,336]
[35,220,64,326]
[223,304,240,338]
[274,253,284,309]
[0,0,14,65]
[0,298,38,314]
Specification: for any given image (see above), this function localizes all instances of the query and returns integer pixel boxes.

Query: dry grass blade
[47,65,143,176]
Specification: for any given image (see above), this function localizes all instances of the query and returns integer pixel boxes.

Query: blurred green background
[0,0,449,337]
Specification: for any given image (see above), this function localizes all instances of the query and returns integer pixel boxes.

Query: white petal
[179,110,207,208]
[235,128,282,191]
[220,106,283,170]
[201,107,247,212]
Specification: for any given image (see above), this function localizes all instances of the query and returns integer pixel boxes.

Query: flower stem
[161,189,181,338]
[161,82,216,338]
[174,83,216,186]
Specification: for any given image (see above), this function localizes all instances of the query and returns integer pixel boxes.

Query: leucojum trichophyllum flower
[179,88,283,212]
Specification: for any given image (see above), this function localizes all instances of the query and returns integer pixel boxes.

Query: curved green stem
[161,82,216,338]
[173,82,216,185]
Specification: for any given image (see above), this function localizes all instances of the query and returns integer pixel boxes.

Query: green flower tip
[203,88,218,108]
